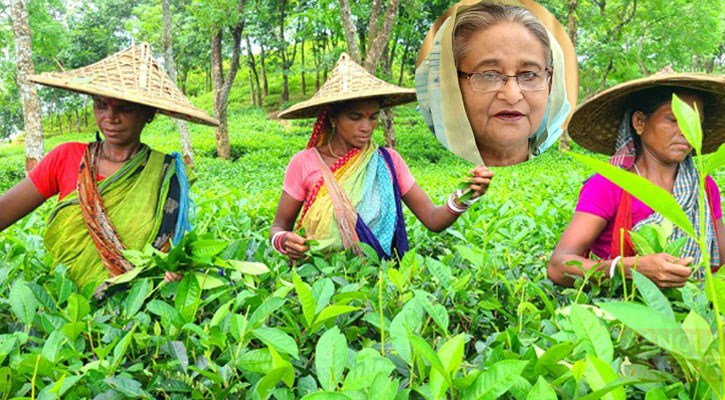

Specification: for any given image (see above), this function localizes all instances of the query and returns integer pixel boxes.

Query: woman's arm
[0,177,47,232]
[270,191,309,259]
[403,165,493,233]
[548,211,693,288]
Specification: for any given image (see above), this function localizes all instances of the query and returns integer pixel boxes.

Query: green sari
[45,145,179,289]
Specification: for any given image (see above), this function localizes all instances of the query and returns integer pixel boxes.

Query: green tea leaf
[461,360,528,400]
[112,324,137,370]
[253,327,299,360]
[175,273,201,323]
[570,305,614,364]
[147,300,185,329]
[705,142,725,175]
[534,341,576,377]
[408,334,452,387]
[227,260,270,275]
[310,305,359,331]
[10,280,37,326]
[430,334,465,400]
[568,152,696,239]
[632,270,675,321]
[598,302,695,359]
[664,236,688,257]
[255,366,295,400]
[583,355,626,400]
[166,341,189,373]
[681,310,713,359]
[315,326,347,391]
[123,278,151,318]
[671,94,702,154]
[292,270,316,328]
[526,376,557,400]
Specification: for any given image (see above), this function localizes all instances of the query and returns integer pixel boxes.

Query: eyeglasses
[457,69,552,92]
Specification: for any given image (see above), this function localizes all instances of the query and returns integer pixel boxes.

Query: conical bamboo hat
[278,53,416,119]
[569,72,725,155]
[29,43,218,126]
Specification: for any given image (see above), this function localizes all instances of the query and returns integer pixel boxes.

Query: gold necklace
[328,137,341,158]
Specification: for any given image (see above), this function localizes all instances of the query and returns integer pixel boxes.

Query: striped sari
[45,142,190,290]
[297,142,408,260]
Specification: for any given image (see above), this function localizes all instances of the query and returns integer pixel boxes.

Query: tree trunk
[260,43,269,96]
[211,0,247,160]
[248,71,256,105]
[363,0,400,73]
[75,109,81,133]
[11,0,44,171]
[84,103,89,127]
[245,36,262,106]
[67,113,72,135]
[398,43,410,85]
[181,68,188,94]
[558,0,577,152]
[163,0,195,167]
[49,115,53,132]
[301,38,306,96]
[279,0,289,103]
[338,0,362,63]
[380,42,396,148]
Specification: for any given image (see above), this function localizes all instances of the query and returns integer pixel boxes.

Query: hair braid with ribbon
[306,105,331,149]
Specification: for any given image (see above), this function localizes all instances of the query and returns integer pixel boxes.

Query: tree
[193,0,247,159]
[338,0,401,148]
[162,0,195,168]
[558,0,577,152]
[10,0,44,171]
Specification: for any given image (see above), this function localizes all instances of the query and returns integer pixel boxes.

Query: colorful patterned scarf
[299,141,406,259]
[610,112,719,273]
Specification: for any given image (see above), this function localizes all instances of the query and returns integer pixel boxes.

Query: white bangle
[446,192,468,214]
[271,231,288,255]
[609,256,622,279]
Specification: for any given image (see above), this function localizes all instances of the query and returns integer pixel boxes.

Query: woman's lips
[493,111,525,122]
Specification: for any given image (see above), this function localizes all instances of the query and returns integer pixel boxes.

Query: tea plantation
[2,98,725,399]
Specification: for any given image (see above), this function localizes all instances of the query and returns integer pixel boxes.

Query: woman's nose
[497,77,524,104]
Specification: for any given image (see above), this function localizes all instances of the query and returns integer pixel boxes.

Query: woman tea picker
[548,71,725,288]
[416,0,578,167]
[0,43,218,292]
[270,53,493,260]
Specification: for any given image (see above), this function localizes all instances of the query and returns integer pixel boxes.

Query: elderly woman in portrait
[416,0,577,167]
[269,54,493,260]
[0,43,217,291]
[548,72,725,288]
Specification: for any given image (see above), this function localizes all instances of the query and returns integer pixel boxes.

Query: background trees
[1,0,723,154]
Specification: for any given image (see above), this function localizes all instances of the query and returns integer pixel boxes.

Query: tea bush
[1,102,723,399]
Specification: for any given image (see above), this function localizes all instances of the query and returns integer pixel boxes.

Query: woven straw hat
[30,43,218,126]
[278,53,416,119]
[570,73,725,155]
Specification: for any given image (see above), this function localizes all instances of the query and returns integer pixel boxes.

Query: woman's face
[93,96,153,146]
[457,22,550,159]
[635,93,704,164]
[330,100,381,148]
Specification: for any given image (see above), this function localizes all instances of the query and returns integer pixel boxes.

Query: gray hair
[452,2,552,68]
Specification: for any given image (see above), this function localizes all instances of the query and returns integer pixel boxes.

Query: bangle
[609,256,622,279]
[446,192,467,214]
[271,231,289,255]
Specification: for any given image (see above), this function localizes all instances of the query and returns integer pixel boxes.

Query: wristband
[609,256,622,279]
[271,231,289,255]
